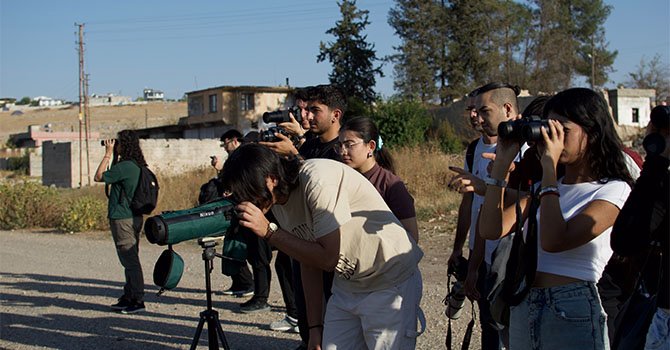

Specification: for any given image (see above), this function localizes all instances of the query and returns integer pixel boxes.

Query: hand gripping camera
[260,106,302,142]
[498,115,550,142]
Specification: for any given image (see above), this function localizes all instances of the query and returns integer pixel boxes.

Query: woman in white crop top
[479,88,634,350]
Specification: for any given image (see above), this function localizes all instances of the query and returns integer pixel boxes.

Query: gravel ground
[0,224,480,350]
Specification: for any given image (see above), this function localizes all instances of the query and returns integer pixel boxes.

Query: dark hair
[471,82,520,113]
[543,88,633,185]
[115,129,146,166]
[522,95,552,119]
[220,143,301,209]
[220,129,243,142]
[469,82,521,97]
[305,84,348,115]
[341,116,396,174]
[294,87,311,102]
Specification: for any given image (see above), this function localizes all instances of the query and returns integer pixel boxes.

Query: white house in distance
[33,96,64,107]
[143,88,164,101]
[607,88,656,127]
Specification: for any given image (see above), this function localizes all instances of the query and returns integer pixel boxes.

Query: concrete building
[143,88,165,101]
[607,88,656,127]
[33,96,64,107]
[89,93,132,106]
[42,139,221,188]
[184,85,294,132]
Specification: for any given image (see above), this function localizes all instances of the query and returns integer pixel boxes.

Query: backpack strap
[465,138,479,171]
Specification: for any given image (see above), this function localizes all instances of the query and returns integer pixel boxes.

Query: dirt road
[0,227,478,349]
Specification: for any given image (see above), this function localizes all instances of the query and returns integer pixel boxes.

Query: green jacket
[103,160,140,219]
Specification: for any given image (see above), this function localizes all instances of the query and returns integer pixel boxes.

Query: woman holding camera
[94,130,148,314]
[337,116,419,243]
[478,88,634,349]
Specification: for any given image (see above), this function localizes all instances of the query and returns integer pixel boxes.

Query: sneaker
[121,301,146,314]
[270,315,299,332]
[240,297,270,314]
[221,287,254,298]
[110,297,133,311]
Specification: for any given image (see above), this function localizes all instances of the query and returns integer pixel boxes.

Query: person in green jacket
[94,129,147,314]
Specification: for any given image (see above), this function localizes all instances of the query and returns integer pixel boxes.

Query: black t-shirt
[299,135,341,161]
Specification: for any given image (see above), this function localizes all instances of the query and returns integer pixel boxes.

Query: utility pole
[76,23,85,188]
[84,73,91,186]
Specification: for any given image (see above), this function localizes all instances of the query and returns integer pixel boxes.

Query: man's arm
[235,201,340,271]
[449,192,473,266]
[302,263,325,349]
[94,139,115,182]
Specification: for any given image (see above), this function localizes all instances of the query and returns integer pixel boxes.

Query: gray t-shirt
[271,159,423,292]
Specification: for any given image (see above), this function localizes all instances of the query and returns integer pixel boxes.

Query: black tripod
[190,238,230,350]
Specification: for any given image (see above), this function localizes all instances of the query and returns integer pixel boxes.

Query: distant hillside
[0,102,186,145]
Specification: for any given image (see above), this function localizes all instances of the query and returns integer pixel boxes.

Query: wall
[616,97,652,127]
[42,139,223,188]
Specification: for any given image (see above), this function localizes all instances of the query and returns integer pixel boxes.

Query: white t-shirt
[271,159,424,292]
[464,138,499,264]
[536,179,632,282]
[465,138,528,265]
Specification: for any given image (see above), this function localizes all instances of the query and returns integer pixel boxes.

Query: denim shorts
[509,281,609,350]
[645,308,670,350]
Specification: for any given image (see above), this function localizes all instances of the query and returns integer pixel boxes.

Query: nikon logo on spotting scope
[199,211,215,218]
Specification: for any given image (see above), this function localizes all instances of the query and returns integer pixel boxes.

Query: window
[208,94,217,113]
[240,93,254,111]
[188,96,203,116]
[632,108,639,123]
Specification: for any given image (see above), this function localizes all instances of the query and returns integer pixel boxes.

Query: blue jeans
[645,308,670,350]
[509,281,609,350]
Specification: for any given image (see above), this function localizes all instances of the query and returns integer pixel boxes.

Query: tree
[387,0,441,103]
[318,0,383,104]
[528,0,616,93]
[572,0,617,88]
[16,96,32,105]
[626,54,670,103]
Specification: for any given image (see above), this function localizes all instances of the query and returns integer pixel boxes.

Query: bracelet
[308,324,323,330]
[538,185,560,199]
[483,177,507,188]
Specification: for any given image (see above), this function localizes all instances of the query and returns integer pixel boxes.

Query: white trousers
[322,268,423,350]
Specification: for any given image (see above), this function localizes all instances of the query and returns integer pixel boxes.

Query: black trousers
[275,250,298,318]
[245,231,273,300]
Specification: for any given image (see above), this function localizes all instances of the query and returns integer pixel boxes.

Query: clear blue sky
[1,0,668,101]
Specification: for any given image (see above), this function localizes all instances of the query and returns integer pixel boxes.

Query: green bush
[372,99,432,148]
[427,119,464,154]
[0,181,60,229]
[58,196,108,233]
[7,154,29,175]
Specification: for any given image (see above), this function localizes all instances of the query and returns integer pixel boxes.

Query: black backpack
[120,161,159,216]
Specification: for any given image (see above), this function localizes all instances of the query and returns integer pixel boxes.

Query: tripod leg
[190,315,207,350]
[214,313,230,350]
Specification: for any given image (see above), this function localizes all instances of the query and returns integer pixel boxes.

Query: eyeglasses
[335,141,363,154]
[220,140,234,147]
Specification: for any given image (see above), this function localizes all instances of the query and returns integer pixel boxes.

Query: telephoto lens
[445,280,466,320]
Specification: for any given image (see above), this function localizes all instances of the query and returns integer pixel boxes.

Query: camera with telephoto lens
[498,115,550,142]
[643,105,670,156]
[262,106,302,124]
[444,256,468,320]
[259,126,291,142]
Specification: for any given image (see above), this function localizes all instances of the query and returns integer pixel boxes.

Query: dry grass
[391,146,463,221]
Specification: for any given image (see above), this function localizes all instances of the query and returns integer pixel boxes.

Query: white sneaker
[270,315,299,333]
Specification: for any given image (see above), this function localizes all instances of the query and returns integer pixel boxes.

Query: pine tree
[318,0,383,104]
[387,0,441,103]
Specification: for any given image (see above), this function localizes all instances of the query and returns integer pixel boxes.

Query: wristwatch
[265,222,278,241]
